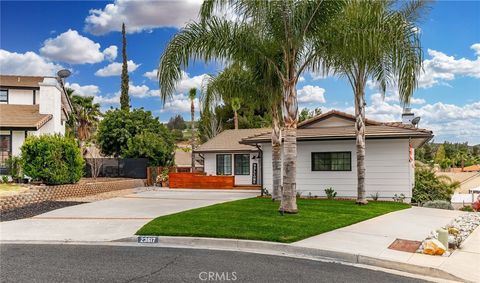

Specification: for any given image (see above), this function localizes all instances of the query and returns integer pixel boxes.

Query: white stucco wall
[2,89,35,105]
[203,152,259,185]
[38,79,65,135]
[262,139,413,201]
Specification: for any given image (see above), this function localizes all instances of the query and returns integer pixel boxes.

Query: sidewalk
[292,207,478,282]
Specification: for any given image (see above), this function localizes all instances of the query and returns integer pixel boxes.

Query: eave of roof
[0,75,49,88]
[0,104,52,130]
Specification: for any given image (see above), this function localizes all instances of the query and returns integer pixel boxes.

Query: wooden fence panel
[169,172,234,189]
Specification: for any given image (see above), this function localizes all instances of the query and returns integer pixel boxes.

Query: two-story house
[0,75,73,173]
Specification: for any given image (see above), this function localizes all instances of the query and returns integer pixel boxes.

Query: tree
[202,62,283,200]
[167,115,186,130]
[434,144,446,166]
[299,108,322,123]
[322,0,426,204]
[65,88,101,145]
[230,97,241,130]
[158,1,344,213]
[189,88,197,171]
[123,131,175,166]
[120,22,130,111]
[413,163,458,203]
[97,108,170,157]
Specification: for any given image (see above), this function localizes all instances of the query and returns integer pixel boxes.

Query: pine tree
[120,22,130,111]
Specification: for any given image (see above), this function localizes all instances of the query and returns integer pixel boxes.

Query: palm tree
[158,0,343,213]
[66,88,101,145]
[322,0,427,204]
[202,62,283,200]
[230,97,241,130]
[189,87,197,172]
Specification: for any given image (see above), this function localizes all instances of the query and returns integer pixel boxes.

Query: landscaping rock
[417,212,480,255]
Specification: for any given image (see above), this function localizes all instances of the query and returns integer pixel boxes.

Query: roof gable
[298,110,380,129]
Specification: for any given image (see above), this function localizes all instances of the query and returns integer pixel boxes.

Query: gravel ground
[0,201,87,222]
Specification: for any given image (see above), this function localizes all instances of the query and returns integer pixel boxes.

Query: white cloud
[95,60,140,76]
[94,93,120,105]
[343,93,480,144]
[129,83,160,98]
[298,76,306,82]
[65,82,100,97]
[143,69,157,81]
[84,0,202,35]
[161,93,199,113]
[297,85,326,104]
[419,44,480,88]
[103,45,118,61]
[0,49,64,76]
[40,29,110,64]
[175,71,208,93]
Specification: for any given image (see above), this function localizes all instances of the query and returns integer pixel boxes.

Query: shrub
[413,164,458,203]
[21,135,85,185]
[97,108,172,157]
[422,200,454,210]
[1,175,8,183]
[460,206,474,212]
[324,187,337,199]
[123,131,175,166]
[370,192,380,201]
[5,156,22,181]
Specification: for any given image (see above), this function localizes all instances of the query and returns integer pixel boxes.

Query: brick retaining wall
[0,179,146,212]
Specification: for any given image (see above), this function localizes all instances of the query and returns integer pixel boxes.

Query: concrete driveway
[0,188,257,242]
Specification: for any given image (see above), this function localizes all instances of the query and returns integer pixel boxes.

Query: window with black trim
[312,152,351,171]
[0,135,11,169]
[0,90,8,103]
[234,154,250,175]
[216,154,232,175]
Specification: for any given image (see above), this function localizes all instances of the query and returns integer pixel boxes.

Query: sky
[1,0,479,144]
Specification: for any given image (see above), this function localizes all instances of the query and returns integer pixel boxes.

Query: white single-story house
[0,75,72,174]
[194,110,433,201]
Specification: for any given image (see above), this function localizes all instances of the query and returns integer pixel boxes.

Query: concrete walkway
[293,207,479,282]
[0,188,257,242]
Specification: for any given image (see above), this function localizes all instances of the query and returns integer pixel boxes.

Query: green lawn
[137,198,410,243]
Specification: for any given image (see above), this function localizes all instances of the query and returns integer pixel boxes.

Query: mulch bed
[0,201,87,222]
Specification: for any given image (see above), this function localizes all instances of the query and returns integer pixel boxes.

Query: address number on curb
[137,236,159,243]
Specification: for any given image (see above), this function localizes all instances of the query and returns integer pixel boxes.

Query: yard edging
[115,236,466,282]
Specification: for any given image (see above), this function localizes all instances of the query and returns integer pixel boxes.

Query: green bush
[97,108,170,157]
[324,187,337,199]
[21,135,85,185]
[460,206,474,212]
[413,164,458,204]
[5,156,22,180]
[123,131,175,166]
[422,200,454,210]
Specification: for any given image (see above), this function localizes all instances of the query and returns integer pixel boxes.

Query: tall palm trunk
[233,110,238,130]
[271,105,282,201]
[354,81,368,204]
[191,99,195,172]
[279,81,298,213]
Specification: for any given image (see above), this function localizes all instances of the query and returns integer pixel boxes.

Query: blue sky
[1,0,479,144]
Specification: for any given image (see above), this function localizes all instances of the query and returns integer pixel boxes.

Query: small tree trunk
[234,110,238,130]
[191,100,195,172]
[354,84,368,205]
[271,106,282,201]
[279,81,298,213]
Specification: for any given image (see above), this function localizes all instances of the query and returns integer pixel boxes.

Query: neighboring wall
[203,152,259,185]
[262,139,413,201]
[0,179,145,212]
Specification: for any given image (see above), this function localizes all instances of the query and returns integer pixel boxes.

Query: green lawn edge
[136,198,410,243]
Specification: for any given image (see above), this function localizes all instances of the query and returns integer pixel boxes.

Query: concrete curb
[115,236,467,282]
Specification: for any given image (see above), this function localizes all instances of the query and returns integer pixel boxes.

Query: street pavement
[0,188,258,242]
[0,244,427,283]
